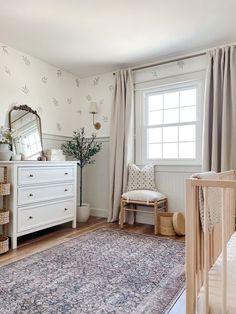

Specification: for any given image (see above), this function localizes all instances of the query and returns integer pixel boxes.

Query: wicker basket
[157,212,176,236]
[0,210,9,224]
[0,235,9,254]
[0,183,10,196]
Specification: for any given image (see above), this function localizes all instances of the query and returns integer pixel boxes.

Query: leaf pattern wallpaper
[22,56,30,66]
[52,97,59,107]
[57,69,62,77]
[2,46,9,54]
[75,79,80,88]
[177,60,184,69]
[41,76,48,84]
[0,42,115,137]
[4,66,11,75]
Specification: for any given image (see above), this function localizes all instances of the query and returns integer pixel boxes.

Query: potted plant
[62,127,102,222]
[0,127,14,161]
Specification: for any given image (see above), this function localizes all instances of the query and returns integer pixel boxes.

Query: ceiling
[0,0,236,78]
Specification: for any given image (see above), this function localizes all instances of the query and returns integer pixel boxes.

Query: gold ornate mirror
[9,105,44,160]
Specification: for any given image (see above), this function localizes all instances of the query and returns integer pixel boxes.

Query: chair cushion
[122,190,166,203]
[127,164,156,191]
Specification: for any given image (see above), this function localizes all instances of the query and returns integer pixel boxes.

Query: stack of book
[45,149,66,161]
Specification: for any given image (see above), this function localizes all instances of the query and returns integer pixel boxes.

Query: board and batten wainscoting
[43,134,200,223]
[0,161,77,249]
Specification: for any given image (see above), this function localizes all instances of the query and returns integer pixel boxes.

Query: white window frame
[135,71,205,166]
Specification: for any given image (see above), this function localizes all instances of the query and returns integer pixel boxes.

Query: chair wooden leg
[124,204,127,224]
[165,199,168,211]
[134,204,136,224]
[120,198,125,229]
[154,202,158,235]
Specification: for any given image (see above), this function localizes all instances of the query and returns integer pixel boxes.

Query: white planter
[0,144,12,161]
[76,203,90,222]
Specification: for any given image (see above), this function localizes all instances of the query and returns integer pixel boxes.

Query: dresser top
[0,161,78,165]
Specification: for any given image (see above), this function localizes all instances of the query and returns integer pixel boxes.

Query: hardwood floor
[0,217,185,313]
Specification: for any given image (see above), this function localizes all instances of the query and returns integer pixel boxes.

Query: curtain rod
[131,51,206,72]
[113,41,236,75]
[112,51,205,75]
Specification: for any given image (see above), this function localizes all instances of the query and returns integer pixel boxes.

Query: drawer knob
[64,208,68,211]
[29,174,34,177]
[64,172,68,175]
[64,189,68,192]
[28,216,33,219]
[29,193,34,197]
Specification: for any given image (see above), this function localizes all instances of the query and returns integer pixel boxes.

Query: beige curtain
[203,46,236,172]
[108,69,134,222]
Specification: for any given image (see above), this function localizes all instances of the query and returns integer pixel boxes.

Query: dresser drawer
[18,183,74,206]
[18,166,74,186]
[18,199,74,233]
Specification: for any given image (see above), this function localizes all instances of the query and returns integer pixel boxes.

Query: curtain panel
[203,46,236,172]
[108,69,134,222]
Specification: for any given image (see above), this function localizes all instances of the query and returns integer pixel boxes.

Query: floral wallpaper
[0,42,115,138]
[77,71,115,138]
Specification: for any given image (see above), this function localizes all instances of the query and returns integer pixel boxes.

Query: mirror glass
[9,105,43,160]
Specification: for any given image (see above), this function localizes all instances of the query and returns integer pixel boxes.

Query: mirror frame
[9,104,44,159]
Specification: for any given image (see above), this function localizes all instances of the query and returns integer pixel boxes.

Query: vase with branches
[0,126,16,161]
[62,127,102,221]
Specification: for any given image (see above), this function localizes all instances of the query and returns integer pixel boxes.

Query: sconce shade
[89,102,98,114]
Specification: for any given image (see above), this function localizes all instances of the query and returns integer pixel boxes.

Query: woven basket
[157,212,176,236]
[0,235,9,254]
[0,183,10,196]
[0,210,9,224]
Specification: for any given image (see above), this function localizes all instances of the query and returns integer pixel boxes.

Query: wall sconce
[89,102,101,130]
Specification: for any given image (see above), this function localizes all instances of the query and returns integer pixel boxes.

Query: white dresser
[0,161,77,249]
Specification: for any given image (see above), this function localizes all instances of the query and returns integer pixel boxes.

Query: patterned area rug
[0,228,185,314]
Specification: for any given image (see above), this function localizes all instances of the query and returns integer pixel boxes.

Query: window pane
[163,108,179,124]
[148,128,162,143]
[148,144,162,159]
[179,142,196,158]
[163,126,178,143]
[179,125,196,142]
[180,106,196,122]
[148,95,163,111]
[163,143,178,158]
[148,111,162,125]
[180,89,196,107]
[164,92,179,109]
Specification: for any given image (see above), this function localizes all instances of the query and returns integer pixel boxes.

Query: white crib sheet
[198,232,236,314]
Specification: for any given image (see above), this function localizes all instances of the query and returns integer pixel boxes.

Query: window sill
[136,163,202,173]
[136,160,202,166]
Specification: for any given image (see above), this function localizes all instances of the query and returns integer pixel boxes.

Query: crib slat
[186,181,197,314]
[221,188,227,314]
[203,187,209,314]
[196,191,201,292]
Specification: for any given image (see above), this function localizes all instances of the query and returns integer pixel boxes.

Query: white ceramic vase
[76,203,90,222]
[0,144,12,161]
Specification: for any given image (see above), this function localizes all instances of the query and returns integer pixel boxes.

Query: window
[135,74,204,165]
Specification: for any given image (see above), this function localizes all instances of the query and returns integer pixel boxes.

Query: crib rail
[186,170,236,314]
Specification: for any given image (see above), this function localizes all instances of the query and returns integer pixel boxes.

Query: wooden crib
[185,170,236,314]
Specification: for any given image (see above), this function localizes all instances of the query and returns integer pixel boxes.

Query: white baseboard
[91,207,108,218]
[90,207,154,225]
[135,213,154,225]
